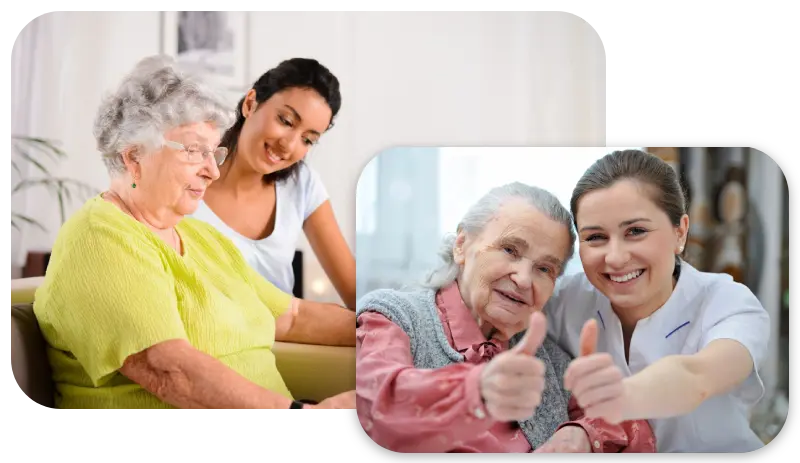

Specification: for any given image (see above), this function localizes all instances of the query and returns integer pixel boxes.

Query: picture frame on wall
[161,11,249,90]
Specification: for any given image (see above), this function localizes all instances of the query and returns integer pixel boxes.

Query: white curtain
[345,12,605,300]
[8,13,41,272]
[9,13,157,273]
[8,8,71,277]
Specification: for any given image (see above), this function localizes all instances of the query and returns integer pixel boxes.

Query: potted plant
[11,135,97,276]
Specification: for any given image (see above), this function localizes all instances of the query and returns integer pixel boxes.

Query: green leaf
[10,135,100,227]
[62,183,73,201]
[12,177,98,196]
[14,147,52,176]
[12,135,66,159]
[12,178,59,194]
[57,189,66,225]
[63,178,98,193]
[11,160,22,177]
[11,212,47,232]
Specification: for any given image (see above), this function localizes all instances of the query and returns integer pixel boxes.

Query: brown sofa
[10,277,355,407]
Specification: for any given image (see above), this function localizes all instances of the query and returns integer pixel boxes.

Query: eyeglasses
[164,140,228,166]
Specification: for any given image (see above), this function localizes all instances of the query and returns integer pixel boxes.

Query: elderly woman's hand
[478,311,548,422]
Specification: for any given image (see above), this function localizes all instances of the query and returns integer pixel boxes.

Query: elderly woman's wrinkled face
[238,87,332,175]
[135,122,221,216]
[454,199,571,341]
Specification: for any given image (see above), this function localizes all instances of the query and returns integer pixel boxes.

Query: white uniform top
[544,261,769,453]
[190,162,328,294]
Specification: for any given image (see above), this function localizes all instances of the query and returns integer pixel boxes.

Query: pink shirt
[356,282,656,453]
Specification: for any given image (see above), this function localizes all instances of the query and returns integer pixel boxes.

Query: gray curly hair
[93,54,236,176]
[424,182,576,289]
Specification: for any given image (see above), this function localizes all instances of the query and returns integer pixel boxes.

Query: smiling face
[134,121,221,217]
[575,179,689,317]
[454,198,572,341]
[235,87,332,176]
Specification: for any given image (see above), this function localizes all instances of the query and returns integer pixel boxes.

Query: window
[356,147,639,292]
[437,147,636,275]
[356,157,378,235]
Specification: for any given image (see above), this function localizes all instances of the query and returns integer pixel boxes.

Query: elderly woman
[356,183,656,452]
[32,55,355,409]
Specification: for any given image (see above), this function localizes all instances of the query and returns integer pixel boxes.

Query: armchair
[10,277,355,407]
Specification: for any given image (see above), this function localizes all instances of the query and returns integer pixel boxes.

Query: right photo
[355,147,789,453]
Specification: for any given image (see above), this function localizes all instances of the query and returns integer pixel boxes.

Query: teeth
[609,270,643,283]
[265,145,279,162]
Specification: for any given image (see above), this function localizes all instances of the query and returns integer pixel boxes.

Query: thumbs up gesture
[563,319,627,424]
[478,311,548,422]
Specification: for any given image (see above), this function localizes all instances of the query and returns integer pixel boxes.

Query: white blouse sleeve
[543,273,594,358]
[699,280,770,405]
[298,162,329,221]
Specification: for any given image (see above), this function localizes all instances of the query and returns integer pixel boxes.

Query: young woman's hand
[564,319,627,424]
[307,390,356,409]
[534,426,592,452]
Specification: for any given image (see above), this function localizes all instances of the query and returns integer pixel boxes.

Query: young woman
[191,58,356,308]
[546,149,770,452]
[356,182,655,452]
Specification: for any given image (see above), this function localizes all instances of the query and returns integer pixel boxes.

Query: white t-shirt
[544,261,769,453]
[190,162,328,294]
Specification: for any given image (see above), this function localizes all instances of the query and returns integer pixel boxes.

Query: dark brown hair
[570,149,688,275]
[220,58,341,184]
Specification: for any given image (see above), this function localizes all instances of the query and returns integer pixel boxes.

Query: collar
[436,281,509,353]
[597,260,704,338]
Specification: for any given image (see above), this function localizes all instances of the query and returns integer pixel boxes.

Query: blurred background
[355,146,788,443]
[10,11,605,304]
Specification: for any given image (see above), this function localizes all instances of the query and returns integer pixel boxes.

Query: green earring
[131,182,137,189]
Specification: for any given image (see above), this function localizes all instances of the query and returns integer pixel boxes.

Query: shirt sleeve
[699,280,771,405]
[542,274,591,358]
[356,311,496,452]
[299,162,329,221]
[544,278,568,342]
[34,221,188,386]
[559,396,656,453]
[243,261,293,320]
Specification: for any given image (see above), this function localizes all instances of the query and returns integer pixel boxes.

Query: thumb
[512,311,547,356]
[579,319,598,356]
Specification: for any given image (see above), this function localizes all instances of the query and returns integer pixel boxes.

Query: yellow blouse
[33,195,293,408]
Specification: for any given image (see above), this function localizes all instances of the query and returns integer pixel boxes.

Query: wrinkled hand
[564,319,626,424]
[309,390,356,409]
[479,311,547,422]
[534,426,592,453]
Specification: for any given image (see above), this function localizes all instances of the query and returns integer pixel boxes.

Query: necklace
[103,190,181,252]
